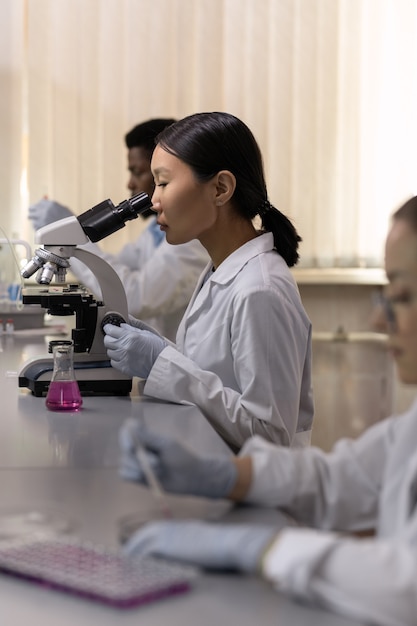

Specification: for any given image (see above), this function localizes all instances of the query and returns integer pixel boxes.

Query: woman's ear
[215,170,236,206]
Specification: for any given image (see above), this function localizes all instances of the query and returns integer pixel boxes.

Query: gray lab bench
[0,331,365,626]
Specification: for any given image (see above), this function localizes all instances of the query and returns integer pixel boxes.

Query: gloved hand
[28,198,73,231]
[124,519,278,573]
[103,322,167,378]
[119,419,237,498]
[127,315,163,337]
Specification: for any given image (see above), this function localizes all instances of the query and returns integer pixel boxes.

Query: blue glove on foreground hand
[28,198,73,231]
[124,520,278,573]
[119,420,237,498]
[103,323,167,379]
[127,315,163,337]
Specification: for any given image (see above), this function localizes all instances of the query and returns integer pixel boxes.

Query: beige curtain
[1,0,416,263]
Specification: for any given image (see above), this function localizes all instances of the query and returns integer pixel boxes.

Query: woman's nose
[151,190,160,209]
[370,304,388,333]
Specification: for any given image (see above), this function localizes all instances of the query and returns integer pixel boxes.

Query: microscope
[18,192,153,397]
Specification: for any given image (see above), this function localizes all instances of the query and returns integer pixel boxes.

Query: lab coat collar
[184,232,276,325]
[208,232,275,285]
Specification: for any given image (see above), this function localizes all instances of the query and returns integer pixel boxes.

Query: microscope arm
[70,248,129,357]
[71,247,129,321]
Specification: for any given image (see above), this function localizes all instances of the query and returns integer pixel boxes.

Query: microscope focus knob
[101,312,126,333]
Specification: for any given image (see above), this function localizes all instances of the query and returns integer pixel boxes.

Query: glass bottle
[5,318,14,334]
[45,341,83,412]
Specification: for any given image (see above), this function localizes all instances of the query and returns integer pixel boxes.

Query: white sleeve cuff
[261,527,338,596]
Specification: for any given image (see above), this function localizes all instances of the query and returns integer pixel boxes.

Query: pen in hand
[135,439,173,519]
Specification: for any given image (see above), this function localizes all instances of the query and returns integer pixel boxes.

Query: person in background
[28,118,209,341]
[104,112,313,451]
[116,196,417,626]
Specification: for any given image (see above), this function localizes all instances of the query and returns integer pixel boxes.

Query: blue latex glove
[123,520,278,573]
[103,322,167,378]
[28,198,73,231]
[127,315,163,337]
[119,419,237,498]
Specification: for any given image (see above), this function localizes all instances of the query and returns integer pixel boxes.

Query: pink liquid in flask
[46,381,83,412]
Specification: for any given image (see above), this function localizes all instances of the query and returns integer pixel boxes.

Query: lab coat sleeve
[261,527,417,626]
[67,232,208,320]
[239,417,397,530]
[144,286,311,450]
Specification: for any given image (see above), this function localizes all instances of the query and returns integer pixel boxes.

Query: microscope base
[19,358,132,397]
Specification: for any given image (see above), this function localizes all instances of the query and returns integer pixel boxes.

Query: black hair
[156,112,301,267]
[125,118,176,156]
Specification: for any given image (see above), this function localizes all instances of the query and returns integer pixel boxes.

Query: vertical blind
[1,0,416,262]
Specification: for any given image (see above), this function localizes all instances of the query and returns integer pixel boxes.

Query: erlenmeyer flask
[45,341,83,412]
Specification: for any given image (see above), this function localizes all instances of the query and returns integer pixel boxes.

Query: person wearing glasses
[117,196,417,626]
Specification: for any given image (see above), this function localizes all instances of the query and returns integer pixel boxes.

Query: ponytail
[259,201,301,267]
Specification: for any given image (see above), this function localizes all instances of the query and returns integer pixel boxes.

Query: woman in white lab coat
[118,195,417,626]
[104,112,313,451]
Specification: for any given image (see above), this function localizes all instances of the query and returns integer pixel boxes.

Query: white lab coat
[144,233,313,451]
[240,399,417,626]
[69,217,209,341]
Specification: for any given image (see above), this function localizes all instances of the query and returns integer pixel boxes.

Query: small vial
[5,319,14,334]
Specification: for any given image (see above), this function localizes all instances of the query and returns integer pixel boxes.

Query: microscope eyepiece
[77,192,153,243]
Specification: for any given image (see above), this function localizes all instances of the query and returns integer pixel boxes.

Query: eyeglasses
[372,291,397,331]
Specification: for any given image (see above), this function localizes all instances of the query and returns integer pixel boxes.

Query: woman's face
[382,218,417,384]
[150,145,219,245]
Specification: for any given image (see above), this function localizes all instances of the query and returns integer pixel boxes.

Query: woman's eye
[156,182,167,187]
